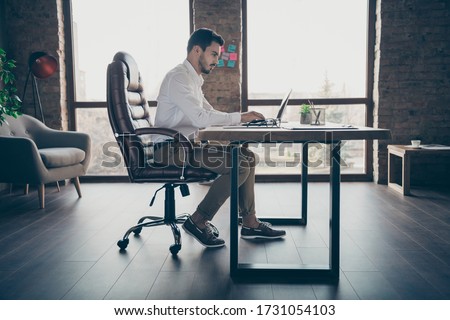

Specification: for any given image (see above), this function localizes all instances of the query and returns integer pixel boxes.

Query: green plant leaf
[300,104,311,114]
[0,47,22,124]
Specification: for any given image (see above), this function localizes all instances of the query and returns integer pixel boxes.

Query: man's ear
[194,45,201,54]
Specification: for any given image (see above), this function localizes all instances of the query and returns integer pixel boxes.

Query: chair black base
[117,183,190,255]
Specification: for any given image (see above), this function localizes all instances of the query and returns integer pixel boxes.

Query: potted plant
[0,48,22,125]
[299,103,311,124]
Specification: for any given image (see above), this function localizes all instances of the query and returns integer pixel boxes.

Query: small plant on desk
[299,104,311,124]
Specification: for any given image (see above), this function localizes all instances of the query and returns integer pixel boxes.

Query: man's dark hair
[187,28,224,53]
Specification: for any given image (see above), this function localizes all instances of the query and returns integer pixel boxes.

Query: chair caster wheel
[169,244,181,255]
[133,227,142,235]
[117,239,129,250]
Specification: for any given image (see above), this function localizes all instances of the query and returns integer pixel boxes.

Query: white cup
[411,140,421,147]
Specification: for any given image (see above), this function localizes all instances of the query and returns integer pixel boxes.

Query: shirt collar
[183,59,204,86]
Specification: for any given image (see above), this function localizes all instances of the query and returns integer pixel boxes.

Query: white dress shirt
[153,60,241,143]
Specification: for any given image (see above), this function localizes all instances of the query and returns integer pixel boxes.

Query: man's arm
[169,74,241,127]
[240,111,265,123]
[203,96,264,123]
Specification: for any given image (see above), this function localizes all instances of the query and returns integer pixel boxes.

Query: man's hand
[240,111,265,123]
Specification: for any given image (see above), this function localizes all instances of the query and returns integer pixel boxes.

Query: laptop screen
[275,89,292,121]
[223,89,293,129]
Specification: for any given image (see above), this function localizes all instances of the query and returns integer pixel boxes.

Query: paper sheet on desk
[420,144,450,150]
[221,125,282,129]
[282,122,358,130]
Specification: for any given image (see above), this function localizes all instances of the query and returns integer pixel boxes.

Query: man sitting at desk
[153,28,286,248]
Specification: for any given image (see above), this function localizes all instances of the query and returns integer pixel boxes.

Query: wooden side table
[387,144,450,195]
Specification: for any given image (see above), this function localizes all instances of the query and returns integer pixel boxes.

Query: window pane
[75,108,126,175]
[75,108,156,176]
[247,141,366,175]
[249,104,366,125]
[247,0,368,99]
[71,0,189,101]
[248,104,366,174]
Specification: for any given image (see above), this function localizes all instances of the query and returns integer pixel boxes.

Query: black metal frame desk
[198,126,390,282]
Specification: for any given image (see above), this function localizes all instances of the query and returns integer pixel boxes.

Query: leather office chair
[0,114,91,208]
[107,52,217,255]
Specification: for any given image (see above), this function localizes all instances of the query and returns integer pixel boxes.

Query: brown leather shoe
[241,221,286,239]
[183,217,225,248]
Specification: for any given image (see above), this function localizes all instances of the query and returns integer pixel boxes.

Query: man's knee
[238,160,251,179]
[240,147,258,168]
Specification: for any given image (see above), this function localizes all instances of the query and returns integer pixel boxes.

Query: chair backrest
[107,52,217,184]
[106,52,154,176]
[0,114,47,146]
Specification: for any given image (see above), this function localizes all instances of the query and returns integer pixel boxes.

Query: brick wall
[374,0,450,184]
[193,0,242,113]
[4,0,67,130]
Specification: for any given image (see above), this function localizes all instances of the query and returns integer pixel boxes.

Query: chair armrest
[133,128,193,179]
[35,128,91,151]
[134,127,193,152]
[0,136,47,183]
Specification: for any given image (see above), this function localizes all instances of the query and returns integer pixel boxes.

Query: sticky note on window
[229,53,237,61]
[228,44,237,53]
[227,60,235,68]
[221,52,230,60]
[217,59,224,67]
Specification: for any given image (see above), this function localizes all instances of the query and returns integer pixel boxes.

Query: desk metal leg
[301,142,308,224]
[229,142,340,282]
[330,142,341,278]
[262,143,308,226]
[230,145,239,277]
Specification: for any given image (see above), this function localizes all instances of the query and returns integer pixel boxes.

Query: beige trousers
[154,142,257,221]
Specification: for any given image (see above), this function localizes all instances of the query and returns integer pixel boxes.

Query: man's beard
[199,56,214,74]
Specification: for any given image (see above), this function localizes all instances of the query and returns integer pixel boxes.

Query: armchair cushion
[39,147,86,168]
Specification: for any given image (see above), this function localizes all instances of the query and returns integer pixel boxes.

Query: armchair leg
[24,184,29,195]
[73,177,82,198]
[56,181,61,192]
[38,184,45,209]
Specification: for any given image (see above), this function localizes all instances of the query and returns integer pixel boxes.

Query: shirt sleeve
[168,73,241,128]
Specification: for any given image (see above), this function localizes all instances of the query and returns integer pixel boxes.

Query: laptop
[223,89,292,129]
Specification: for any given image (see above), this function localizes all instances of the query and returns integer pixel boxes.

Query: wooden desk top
[198,125,391,143]
[388,144,450,154]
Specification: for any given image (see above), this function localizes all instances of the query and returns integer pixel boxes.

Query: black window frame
[63,0,194,131]
[241,0,377,182]
[62,0,194,181]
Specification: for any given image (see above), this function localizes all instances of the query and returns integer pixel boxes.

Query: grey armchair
[0,114,91,208]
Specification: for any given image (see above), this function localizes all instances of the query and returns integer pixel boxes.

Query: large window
[243,0,374,179]
[66,0,374,179]
[65,0,191,176]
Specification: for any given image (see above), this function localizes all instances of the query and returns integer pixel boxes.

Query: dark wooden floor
[0,180,449,300]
